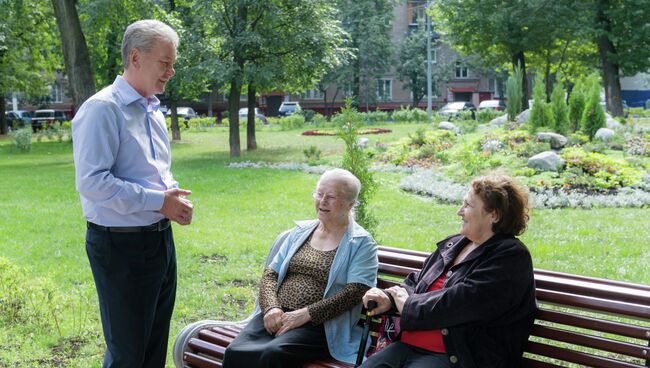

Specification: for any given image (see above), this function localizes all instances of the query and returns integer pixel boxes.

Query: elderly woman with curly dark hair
[361,175,537,368]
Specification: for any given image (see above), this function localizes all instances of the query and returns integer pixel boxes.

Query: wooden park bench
[173,245,650,368]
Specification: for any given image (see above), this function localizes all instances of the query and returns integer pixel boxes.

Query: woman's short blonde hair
[471,175,530,236]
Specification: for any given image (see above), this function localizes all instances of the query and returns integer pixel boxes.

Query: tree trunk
[246,84,257,150]
[512,51,529,110]
[596,0,623,117]
[169,96,181,141]
[51,0,96,108]
[228,78,242,157]
[0,95,7,135]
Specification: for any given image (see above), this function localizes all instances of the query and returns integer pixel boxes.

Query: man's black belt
[87,219,171,233]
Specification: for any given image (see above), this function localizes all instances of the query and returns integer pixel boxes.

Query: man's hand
[263,308,284,335]
[362,287,392,316]
[160,188,193,225]
[385,286,408,314]
[276,308,310,336]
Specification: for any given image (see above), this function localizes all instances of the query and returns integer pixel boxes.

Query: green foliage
[392,106,429,123]
[337,100,377,234]
[550,81,570,135]
[10,128,33,151]
[396,23,451,108]
[303,145,322,165]
[568,78,587,132]
[332,109,364,126]
[311,114,328,126]
[279,115,306,131]
[364,110,389,124]
[530,73,554,133]
[567,132,590,147]
[476,109,502,123]
[581,74,606,140]
[506,63,524,121]
[562,147,644,188]
[301,109,317,122]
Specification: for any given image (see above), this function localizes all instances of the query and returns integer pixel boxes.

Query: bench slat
[530,324,650,360]
[378,263,420,277]
[184,352,221,368]
[188,338,225,359]
[535,309,650,340]
[534,269,650,292]
[525,341,646,368]
[198,330,234,348]
[535,274,650,306]
[536,289,650,320]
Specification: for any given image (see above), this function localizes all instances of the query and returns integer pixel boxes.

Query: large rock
[482,139,504,153]
[594,128,616,141]
[515,109,531,124]
[528,151,565,172]
[438,121,459,134]
[536,132,568,149]
[357,137,369,149]
[489,114,508,127]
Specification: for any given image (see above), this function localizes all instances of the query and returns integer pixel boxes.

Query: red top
[400,271,447,353]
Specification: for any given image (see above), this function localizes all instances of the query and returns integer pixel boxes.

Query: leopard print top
[259,237,369,325]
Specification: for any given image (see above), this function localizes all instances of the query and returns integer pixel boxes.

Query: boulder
[482,140,504,153]
[606,116,622,129]
[489,114,508,127]
[438,121,459,133]
[536,132,568,149]
[515,109,531,124]
[527,151,565,172]
[594,128,615,142]
[357,137,370,149]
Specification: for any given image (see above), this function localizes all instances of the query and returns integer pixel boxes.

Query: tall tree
[590,0,650,116]
[431,0,579,110]
[51,0,96,108]
[336,0,394,110]
[0,0,60,135]
[78,0,152,88]
[396,25,452,108]
[201,0,349,157]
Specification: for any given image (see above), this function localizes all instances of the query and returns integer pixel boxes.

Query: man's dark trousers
[86,225,177,368]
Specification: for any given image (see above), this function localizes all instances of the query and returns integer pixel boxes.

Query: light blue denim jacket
[266,219,378,364]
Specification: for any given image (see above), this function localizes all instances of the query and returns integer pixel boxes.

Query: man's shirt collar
[114,75,161,111]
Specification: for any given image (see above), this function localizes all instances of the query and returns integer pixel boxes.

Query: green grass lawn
[0,124,648,367]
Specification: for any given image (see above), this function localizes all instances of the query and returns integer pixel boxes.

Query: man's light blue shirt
[72,75,177,226]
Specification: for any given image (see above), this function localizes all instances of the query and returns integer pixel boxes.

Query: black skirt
[223,311,331,368]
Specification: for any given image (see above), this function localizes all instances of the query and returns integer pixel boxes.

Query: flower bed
[302,128,392,136]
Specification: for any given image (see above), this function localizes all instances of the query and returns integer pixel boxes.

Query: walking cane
[355,300,377,367]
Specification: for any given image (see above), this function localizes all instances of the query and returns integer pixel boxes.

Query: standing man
[72,19,192,368]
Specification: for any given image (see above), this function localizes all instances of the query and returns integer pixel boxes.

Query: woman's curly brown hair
[471,176,530,236]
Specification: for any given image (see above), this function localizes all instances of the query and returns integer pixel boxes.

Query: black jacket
[399,233,537,368]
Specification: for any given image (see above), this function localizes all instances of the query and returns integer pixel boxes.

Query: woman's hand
[276,308,311,336]
[263,308,284,335]
[362,287,391,316]
[385,286,408,314]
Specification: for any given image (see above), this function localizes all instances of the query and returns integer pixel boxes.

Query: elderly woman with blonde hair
[223,168,378,368]
[361,175,536,368]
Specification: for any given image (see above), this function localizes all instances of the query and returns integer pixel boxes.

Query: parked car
[438,101,476,119]
[32,109,67,131]
[5,110,32,129]
[278,101,301,117]
[238,107,268,124]
[166,107,198,119]
[478,99,506,111]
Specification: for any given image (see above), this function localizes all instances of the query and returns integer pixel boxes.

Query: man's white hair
[122,19,179,69]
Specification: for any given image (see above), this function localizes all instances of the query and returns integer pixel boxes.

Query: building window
[455,62,469,79]
[408,1,427,26]
[50,82,63,103]
[377,79,392,101]
[303,89,324,100]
